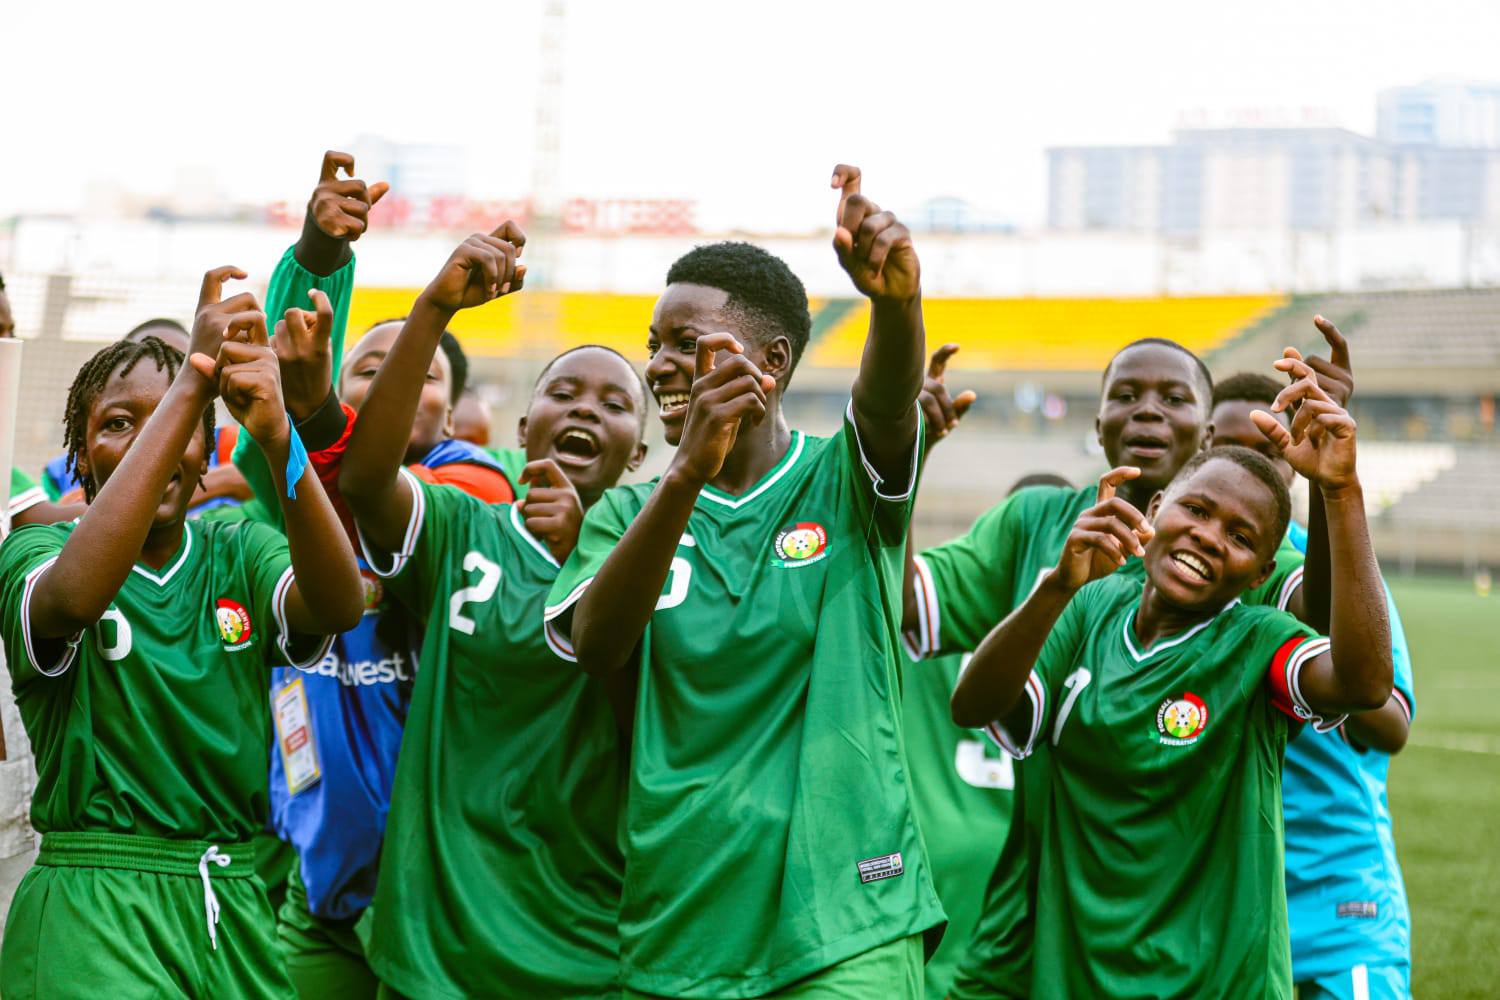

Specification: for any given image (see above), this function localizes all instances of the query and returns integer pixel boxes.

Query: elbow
[950,688,986,730]
[1346,677,1393,713]
[325,600,365,635]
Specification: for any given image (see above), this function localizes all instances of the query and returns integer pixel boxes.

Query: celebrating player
[338,223,650,998]
[949,360,1392,996]
[1212,323,1415,999]
[0,270,363,997]
[546,166,944,997]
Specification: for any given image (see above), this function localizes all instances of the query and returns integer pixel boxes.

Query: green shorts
[0,831,291,999]
[623,934,923,999]
[277,862,379,999]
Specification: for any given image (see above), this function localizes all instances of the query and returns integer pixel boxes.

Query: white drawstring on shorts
[197,846,231,950]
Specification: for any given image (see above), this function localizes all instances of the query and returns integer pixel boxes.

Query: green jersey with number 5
[361,470,625,999]
[547,412,946,998]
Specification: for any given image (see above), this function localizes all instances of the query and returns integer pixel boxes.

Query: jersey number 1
[449,552,502,635]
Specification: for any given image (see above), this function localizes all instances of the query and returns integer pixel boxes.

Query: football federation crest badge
[216,598,253,651]
[771,521,828,568]
[1156,692,1208,746]
[359,570,384,616]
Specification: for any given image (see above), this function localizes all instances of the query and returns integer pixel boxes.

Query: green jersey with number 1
[993,572,1332,998]
[0,519,328,840]
[547,411,945,998]
[362,470,625,999]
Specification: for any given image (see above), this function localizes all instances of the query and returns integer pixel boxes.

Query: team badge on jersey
[1156,692,1208,746]
[771,521,828,568]
[360,569,384,616]
[215,598,253,651]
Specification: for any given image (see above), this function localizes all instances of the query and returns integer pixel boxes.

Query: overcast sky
[6,0,1499,230]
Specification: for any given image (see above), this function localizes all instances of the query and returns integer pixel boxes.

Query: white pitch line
[1409,733,1500,756]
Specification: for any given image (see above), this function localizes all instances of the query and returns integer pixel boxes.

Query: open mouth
[1170,550,1213,583]
[656,390,690,418]
[553,427,601,465]
[1123,434,1170,460]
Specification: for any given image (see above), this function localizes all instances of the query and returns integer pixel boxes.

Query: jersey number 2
[449,552,502,635]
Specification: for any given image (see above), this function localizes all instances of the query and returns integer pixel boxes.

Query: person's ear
[443,405,455,439]
[1094,414,1103,450]
[516,415,528,448]
[1251,556,1276,592]
[1147,490,1165,519]
[762,335,793,386]
[1200,418,1215,452]
[628,441,648,472]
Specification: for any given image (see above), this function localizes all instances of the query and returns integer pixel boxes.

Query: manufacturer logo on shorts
[771,521,828,568]
[215,598,253,651]
[1336,901,1378,919]
[1156,692,1208,745]
[857,852,904,884]
[360,570,384,615]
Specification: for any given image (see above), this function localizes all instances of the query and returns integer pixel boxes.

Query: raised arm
[570,334,774,676]
[1252,367,1391,713]
[901,343,977,633]
[28,269,248,637]
[834,165,926,484]
[951,468,1149,727]
[339,224,525,552]
[189,302,363,636]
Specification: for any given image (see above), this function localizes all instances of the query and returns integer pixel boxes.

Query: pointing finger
[694,332,743,379]
[928,343,961,380]
[1313,315,1352,373]
[367,181,390,207]
[198,266,247,310]
[831,163,862,223]
[320,150,354,182]
[520,458,566,490]
[307,289,333,333]
[491,220,527,255]
[1097,465,1140,503]
[953,389,978,419]
[1251,410,1291,453]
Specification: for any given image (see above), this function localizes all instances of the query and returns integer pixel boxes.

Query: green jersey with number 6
[547,412,946,998]
[0,519,329,841]
[991,571,1332,998]
[361,470,625,999]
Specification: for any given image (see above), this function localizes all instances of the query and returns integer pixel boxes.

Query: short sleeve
[1243,538,1305,611]
[1263,622,1339,732]
[909,496,1019,658]
[234,520,334,671]
[0,526,82,684]
[982,584,1091,760]
[838,402,924,548]
[411,462,515,505]
[7,469,47,528]
[542,488,636,662]
[356,468,473,608]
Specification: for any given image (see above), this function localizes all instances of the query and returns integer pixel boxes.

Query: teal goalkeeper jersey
[0,519,330,842]
[547,410,946,998]
[362,471,625,999]
[995,572,1332,999]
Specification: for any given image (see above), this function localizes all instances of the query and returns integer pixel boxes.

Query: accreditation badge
[273,677,322,795]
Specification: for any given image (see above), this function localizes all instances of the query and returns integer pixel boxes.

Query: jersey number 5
[449,551,502,635]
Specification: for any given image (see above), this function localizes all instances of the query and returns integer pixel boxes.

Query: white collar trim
[1121,598,1240,663]
[131,526,193,587]
[697,432,805,510]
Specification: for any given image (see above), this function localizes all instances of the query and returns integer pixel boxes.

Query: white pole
[0,339,22,537]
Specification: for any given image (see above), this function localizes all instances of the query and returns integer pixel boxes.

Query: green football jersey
[362,470,625,999]
[7,469,46,526]
[900,651,1013,1000]
[993,572,1330,998]
[0,519,329,841]
[911,485,1304,659]
[546,413,945,998]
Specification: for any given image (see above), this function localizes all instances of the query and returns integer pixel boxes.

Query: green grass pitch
[1387,576,1499,996]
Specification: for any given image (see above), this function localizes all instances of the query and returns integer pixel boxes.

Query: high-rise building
[1378,81,1500,148]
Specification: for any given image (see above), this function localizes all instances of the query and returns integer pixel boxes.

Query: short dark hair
[64,337,215,503]
[534,344,649,433]
[125,318,189,342]
[1172,445,1290,550]
[438,331,468,405]
[1212,372,1281,410]
[1007,472,1072,495]
[1102,338,1214,403]
[666,242,812,383]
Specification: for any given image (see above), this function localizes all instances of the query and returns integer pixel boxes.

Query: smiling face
[341,322,453,463]
[520,347,647,504]
[1143,457,1281,611]
[1211,399,1293,488]
[1097,343,1212,494]
[645,282,787,447]
[80,359,208,529]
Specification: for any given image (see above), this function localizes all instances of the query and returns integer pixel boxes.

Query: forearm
[265,435,363,632]
[851,296,924,473]
[1301,485,1332,632]
[340,296,450,547]
[33,379,209,633]
[572,471,700,676]
[951,570,1072,727]
[1343,696,1410,754]
[1321,484,1392,710]
[901,532,921,634]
